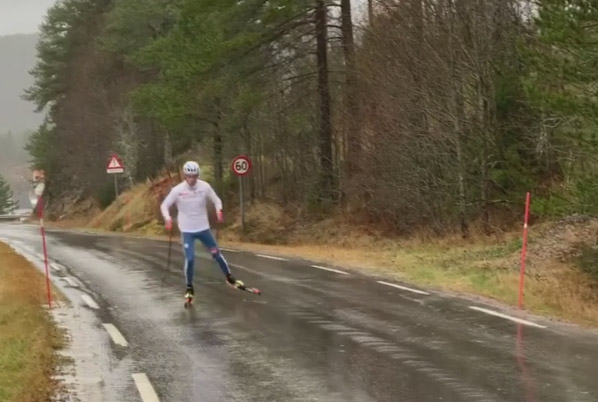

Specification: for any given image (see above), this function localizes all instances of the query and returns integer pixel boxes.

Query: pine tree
[0,175,17,214]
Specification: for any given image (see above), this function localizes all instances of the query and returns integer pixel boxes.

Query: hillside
[45,175,598,328]
[0,33,41,208]
[0,131,33,208]
[0,33,42,133]
[0,163,31,209]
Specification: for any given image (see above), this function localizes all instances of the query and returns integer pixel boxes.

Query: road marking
[311,265,349,275]
[220,247,238,253]
[132,373,161,402]
[469,306,547,329]
[51,263,63,272]
[257,254,288,261]
[81,295,99,309]
[63,277,79,287]
[377,280,430,295]
[230,263,265,278]
[102,323,129,347]
[12,240,26,247]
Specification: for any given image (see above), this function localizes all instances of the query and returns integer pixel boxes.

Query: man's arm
[160,187,178,223]
[206,184,223,221]
[207,184,223,212]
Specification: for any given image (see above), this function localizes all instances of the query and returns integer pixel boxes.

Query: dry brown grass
[222,233,598,326]
[520,262,598,325]
[0,241,66,402]
[44,216,93,229]
[219,205,598,326]
[89,182,153,231]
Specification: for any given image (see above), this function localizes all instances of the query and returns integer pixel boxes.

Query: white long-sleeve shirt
[160,180,223,233]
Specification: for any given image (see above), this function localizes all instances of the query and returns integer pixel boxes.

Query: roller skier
[160,161,254,305]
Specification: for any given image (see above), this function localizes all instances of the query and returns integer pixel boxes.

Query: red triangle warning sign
[106,154,124,173]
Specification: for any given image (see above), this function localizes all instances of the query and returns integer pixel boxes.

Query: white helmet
[183,161,200,176]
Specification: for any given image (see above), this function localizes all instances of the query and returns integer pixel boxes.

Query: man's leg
[181,232,196,293]
[196,229,236,284]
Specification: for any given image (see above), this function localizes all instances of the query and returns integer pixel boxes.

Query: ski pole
[166,228,173,271]
[161,227,173,288]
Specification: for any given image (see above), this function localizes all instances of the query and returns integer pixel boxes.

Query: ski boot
[184,285,194,308]
[226,274,244,289]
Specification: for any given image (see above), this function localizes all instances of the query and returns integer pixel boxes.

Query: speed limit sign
[231,155,251,176]
[232,155,251,232]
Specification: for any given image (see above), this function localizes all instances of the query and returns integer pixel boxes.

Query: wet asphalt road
[1,223,598,402]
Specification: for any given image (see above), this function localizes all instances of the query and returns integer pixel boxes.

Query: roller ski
[183,285,194,308]
[226,274,261,295]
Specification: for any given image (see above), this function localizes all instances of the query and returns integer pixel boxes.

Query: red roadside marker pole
[518,192,531,309]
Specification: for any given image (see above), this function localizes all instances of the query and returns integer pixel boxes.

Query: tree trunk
[341,0,360,184]
[242,118,256,201]
[481,134,490,234]
[448,0,469,238]
[257,119,265,199]
[315,0,334,205]
[213,99,223,195]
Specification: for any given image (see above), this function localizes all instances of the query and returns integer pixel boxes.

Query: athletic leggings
[181,229,231,286]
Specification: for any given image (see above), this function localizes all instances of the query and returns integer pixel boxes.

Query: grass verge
[221,220,598,327]
[0,241,66,402]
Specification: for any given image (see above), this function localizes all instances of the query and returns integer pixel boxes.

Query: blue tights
[181,229,231,286]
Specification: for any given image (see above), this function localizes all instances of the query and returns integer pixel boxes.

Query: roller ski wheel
[183,290,194,308]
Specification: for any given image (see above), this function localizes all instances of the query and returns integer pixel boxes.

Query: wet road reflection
[516,324,536,402]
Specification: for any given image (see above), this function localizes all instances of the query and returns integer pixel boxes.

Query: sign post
[231,155,252,232]
[106,154,125,199]
[518,192,531,309]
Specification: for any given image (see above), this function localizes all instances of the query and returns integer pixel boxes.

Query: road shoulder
[0,237,129,402]
[0,241,65,402]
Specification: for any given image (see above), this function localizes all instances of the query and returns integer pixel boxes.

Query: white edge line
[63,277,79,287]
[81,294,99,309]
[132,373,161,402]
[377,280,430,295]
[257,254,288,261]
[311,265,349,275]
[230,263,262,276]
[220,247,238,253]
[469,306,547,329]
[102,323,129,347]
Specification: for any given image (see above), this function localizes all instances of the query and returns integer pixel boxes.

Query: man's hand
[165,217,173,231]
[217,210,224,223]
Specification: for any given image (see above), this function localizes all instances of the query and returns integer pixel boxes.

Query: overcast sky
[0,0,369,36]
[0,0,57,36]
